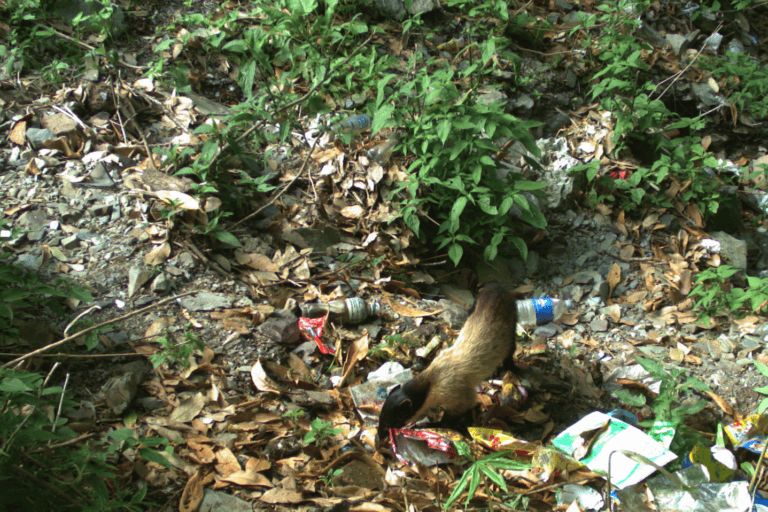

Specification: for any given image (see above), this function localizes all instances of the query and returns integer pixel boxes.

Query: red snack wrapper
[390,428,462,466]
[298,315,334,354]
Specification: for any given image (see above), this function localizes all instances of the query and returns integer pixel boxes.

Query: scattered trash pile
[301,294,768,512]
[352,376,768,511]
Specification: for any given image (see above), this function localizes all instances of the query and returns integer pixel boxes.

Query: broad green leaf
[109,429,137,442]
[138,447,175,468]
[371,104,394,135]
[480,464,507,490]
[448,243,463,266]
[450,196,468,222]
[510,236,527,260]
[211,230,242,247]
[237,60,257,98]
[465,465,481,505]
[437,119,451,145]
[222,39,248,53]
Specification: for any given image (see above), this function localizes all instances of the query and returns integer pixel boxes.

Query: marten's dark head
[377,378,430,440]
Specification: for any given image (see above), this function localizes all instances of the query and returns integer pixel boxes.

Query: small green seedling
[303,418,342,445]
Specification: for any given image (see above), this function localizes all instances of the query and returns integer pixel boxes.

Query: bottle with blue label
[516,297,572,327]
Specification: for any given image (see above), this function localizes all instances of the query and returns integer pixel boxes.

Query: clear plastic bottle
[367,135,399,164]
[516,298,572,327]
[332,114,371,134]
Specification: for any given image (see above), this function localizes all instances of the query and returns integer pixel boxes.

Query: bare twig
[1,291,197,370]
[653,23,722,101]
[229,135,321,230]
[48,26,143,70]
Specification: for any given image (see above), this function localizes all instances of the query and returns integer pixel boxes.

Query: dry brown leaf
[179,469,205,512]
[169,393,206,423]
[288,353,311,380]
[144,241,171,265]
[25,158,40,176]
[186,438,216,464]
[625,290,647,304]
[349,503,394,512]
[340,205,365,219]
[705,391,734,417]
[260,487,304,504]
[340,331,370,387]
[251,359,288,394]
[155,190,200,209]
[669,347,684,363]
[385,298,441,318]
[203,196,222,212]
[602,304,621,323]
[312,146,342,163]
[619,244,634,260]
[684,354,703,365]
[144,317,173,338]
[522,408,549,423]
[10,119,27,145]
[236,251,279,272]
[607,262,621,298]
[221,457,273,487]
[685,203,704,228]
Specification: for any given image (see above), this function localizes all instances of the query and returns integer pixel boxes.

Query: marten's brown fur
[378,284,517,439]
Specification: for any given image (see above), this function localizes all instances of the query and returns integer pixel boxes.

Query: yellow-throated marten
[378,284,517,439]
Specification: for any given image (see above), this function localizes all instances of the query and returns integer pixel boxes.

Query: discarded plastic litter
[726,38,744,56]
[517,297,572,326]
[551,411,677,489]
[332,114,371,134]
[300,297,380,324]
[367,135,399,164]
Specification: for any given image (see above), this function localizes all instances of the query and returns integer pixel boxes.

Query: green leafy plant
[321,468,343,487]
[303,418,342,445]
[0,260,93,343]
[444,441,530,509]
[636,356,710,426]
[0,368,159,511]
[689,265,743,326]
[149,331,205,368]
[700,48,768,120]
[282,408,306,425]
[376,42,546,265]
[753,361,768,414]
[612,356,710,453]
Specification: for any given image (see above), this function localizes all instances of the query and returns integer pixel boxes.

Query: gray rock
[282,227,341,251]
[590,315,609,332]
[61,234,80,249]
[150,272,171,295]
[199,489,253,512]
[127,266,152,298]
[180,292,233,311]
[257,310,300,344]
[691,81,723,108]
[25,128,56,148]
[710,231,747,271]
[103,361,148,415]
[665,34,688,56]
